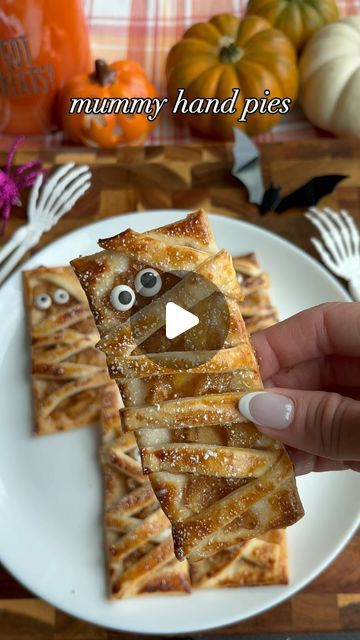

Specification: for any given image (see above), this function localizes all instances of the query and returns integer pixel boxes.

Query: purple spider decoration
[0,136,44,235]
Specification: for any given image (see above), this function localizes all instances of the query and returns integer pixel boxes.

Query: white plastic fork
[0,163,91,285]
[305,207,360,301]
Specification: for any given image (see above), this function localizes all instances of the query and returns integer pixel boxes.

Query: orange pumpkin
[60,59,158,148]
[166,14,298,140]
[0,0,90,136]
[246,0,339,52]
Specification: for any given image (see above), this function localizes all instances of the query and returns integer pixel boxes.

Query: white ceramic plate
[0,211,359,635]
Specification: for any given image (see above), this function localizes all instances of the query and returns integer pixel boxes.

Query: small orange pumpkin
[60,59,158,147]
[166,14,298,140]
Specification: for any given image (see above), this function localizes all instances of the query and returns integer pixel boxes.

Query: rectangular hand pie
[101,381,191,598]
[71,210,304,562]
[23,266,109,435]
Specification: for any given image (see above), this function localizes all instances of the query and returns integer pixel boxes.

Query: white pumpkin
[299,16,360,137]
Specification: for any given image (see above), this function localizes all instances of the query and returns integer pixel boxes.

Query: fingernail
[239,392,294,429]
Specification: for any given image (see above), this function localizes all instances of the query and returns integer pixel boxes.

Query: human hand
[239,302,360,475]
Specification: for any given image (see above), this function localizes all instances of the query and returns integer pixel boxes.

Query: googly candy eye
[110,285,136,311]
[135,268,162,297]
[53,288,70,304]
[34,293,52,310]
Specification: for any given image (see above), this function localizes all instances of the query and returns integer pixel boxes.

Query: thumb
[239,389,360,463]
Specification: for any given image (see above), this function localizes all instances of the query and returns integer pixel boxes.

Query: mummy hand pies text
[71,210,304,562]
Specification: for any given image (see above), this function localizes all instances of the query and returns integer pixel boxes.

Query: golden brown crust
[233,253,279,334]
[152,209,218,252]
[188,257,289,585]
[102,382,288,592]
[23,266,109,435]
[100,382,191,598]
[72,210,304,563]
[99,209,218,268]
[190,530,288,588]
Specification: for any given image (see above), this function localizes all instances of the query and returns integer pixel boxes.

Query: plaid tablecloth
[84,0,360,144]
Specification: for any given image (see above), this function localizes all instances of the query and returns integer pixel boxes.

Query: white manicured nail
[239,391,294,429]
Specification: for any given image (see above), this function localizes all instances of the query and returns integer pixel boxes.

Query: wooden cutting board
[0,139,359,639]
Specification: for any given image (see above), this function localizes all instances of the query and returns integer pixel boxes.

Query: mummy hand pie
[71,210,304,562]
[23,266,109,435]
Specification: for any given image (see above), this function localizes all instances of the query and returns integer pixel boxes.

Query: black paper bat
[260,175,348,215]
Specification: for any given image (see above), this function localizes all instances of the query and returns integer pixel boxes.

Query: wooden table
[0,140,359,639]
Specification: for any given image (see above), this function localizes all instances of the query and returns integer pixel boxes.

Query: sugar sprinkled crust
[71,210,304,562]
[101,383,288,595]
[188,272,289,586]
[23,266,109,435]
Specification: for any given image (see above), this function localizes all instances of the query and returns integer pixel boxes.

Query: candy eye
[34,293,52,310]
[110,285,136,311]
[135,268,162,297]
[53,288,70,304]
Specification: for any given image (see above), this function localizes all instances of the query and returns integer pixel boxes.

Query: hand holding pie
[241,303,360,475]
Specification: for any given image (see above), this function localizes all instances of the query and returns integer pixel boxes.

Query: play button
[129,268,230,372]
[165,302,199,340]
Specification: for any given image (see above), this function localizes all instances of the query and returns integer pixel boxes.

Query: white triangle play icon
[165,302,199,340]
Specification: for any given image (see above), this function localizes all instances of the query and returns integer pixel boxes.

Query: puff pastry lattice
[234,253,279,334]
[101,383,287,596]
[190,529,288,588]
[72,210,304,562]
[23,267,109,435]
[101,256,287,596]
[190,278,288,587]
[101,381,191,598]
